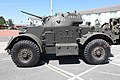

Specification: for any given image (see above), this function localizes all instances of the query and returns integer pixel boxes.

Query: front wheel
[84,39,110,64]
[11,40,40,67]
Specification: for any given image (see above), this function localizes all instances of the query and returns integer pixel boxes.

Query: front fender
[79,32,114,45]
[5,33,43,53]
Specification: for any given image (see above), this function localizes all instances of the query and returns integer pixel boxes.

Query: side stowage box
[56,43,78,56]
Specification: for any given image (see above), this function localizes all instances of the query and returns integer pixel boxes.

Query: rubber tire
[84,39,110,65]
[11,40,40,67]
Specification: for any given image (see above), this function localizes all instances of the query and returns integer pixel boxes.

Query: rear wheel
[84,39,110,64]
[11,40,40,67]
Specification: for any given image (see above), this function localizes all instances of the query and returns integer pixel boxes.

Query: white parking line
[43,61,84,80]
[109,53,120,60]
[0,58,10,62]
[111,62,120,67]
[68,53,120,80]
[109,54,120,67]
[68,65,99,80]
[45,65,71,78]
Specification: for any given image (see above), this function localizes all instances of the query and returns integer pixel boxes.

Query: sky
[0,0,120,24]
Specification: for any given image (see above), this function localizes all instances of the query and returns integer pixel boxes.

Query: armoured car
[5,11,120,67]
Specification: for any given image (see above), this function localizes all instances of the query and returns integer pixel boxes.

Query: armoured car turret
[5,11,120,67]
[21,11,83,27]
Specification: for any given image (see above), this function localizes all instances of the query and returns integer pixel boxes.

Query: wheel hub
[92,46,105,60]
[18,49,33,63]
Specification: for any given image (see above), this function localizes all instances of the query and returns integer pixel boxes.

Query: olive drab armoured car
[5,11,120,67]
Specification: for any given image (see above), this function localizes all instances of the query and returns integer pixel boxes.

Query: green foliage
[0,16,6,26]
[7,19,14,27]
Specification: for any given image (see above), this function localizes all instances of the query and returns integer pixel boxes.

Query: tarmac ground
[0,36,120,80]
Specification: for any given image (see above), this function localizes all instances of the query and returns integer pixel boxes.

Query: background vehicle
[5,11,120,67]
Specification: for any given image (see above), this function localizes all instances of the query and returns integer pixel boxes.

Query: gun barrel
[21,11,42,19]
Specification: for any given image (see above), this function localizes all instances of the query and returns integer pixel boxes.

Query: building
[13,24,27,29]
[27,17,42,26]
[0,25,8,29]
[80,4,120,26]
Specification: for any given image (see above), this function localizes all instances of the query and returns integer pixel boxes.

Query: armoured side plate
[56,43,78,56]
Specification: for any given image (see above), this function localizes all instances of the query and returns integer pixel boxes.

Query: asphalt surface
[0,37,120,80]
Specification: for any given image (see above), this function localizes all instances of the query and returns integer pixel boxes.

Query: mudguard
[79,32,114,45]
[5,33,43,53]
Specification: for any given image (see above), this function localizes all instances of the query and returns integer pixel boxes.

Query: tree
[7,19,14,27]
[0,16,6,26]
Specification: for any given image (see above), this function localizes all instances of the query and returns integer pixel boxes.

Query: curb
[0,30,19,36]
